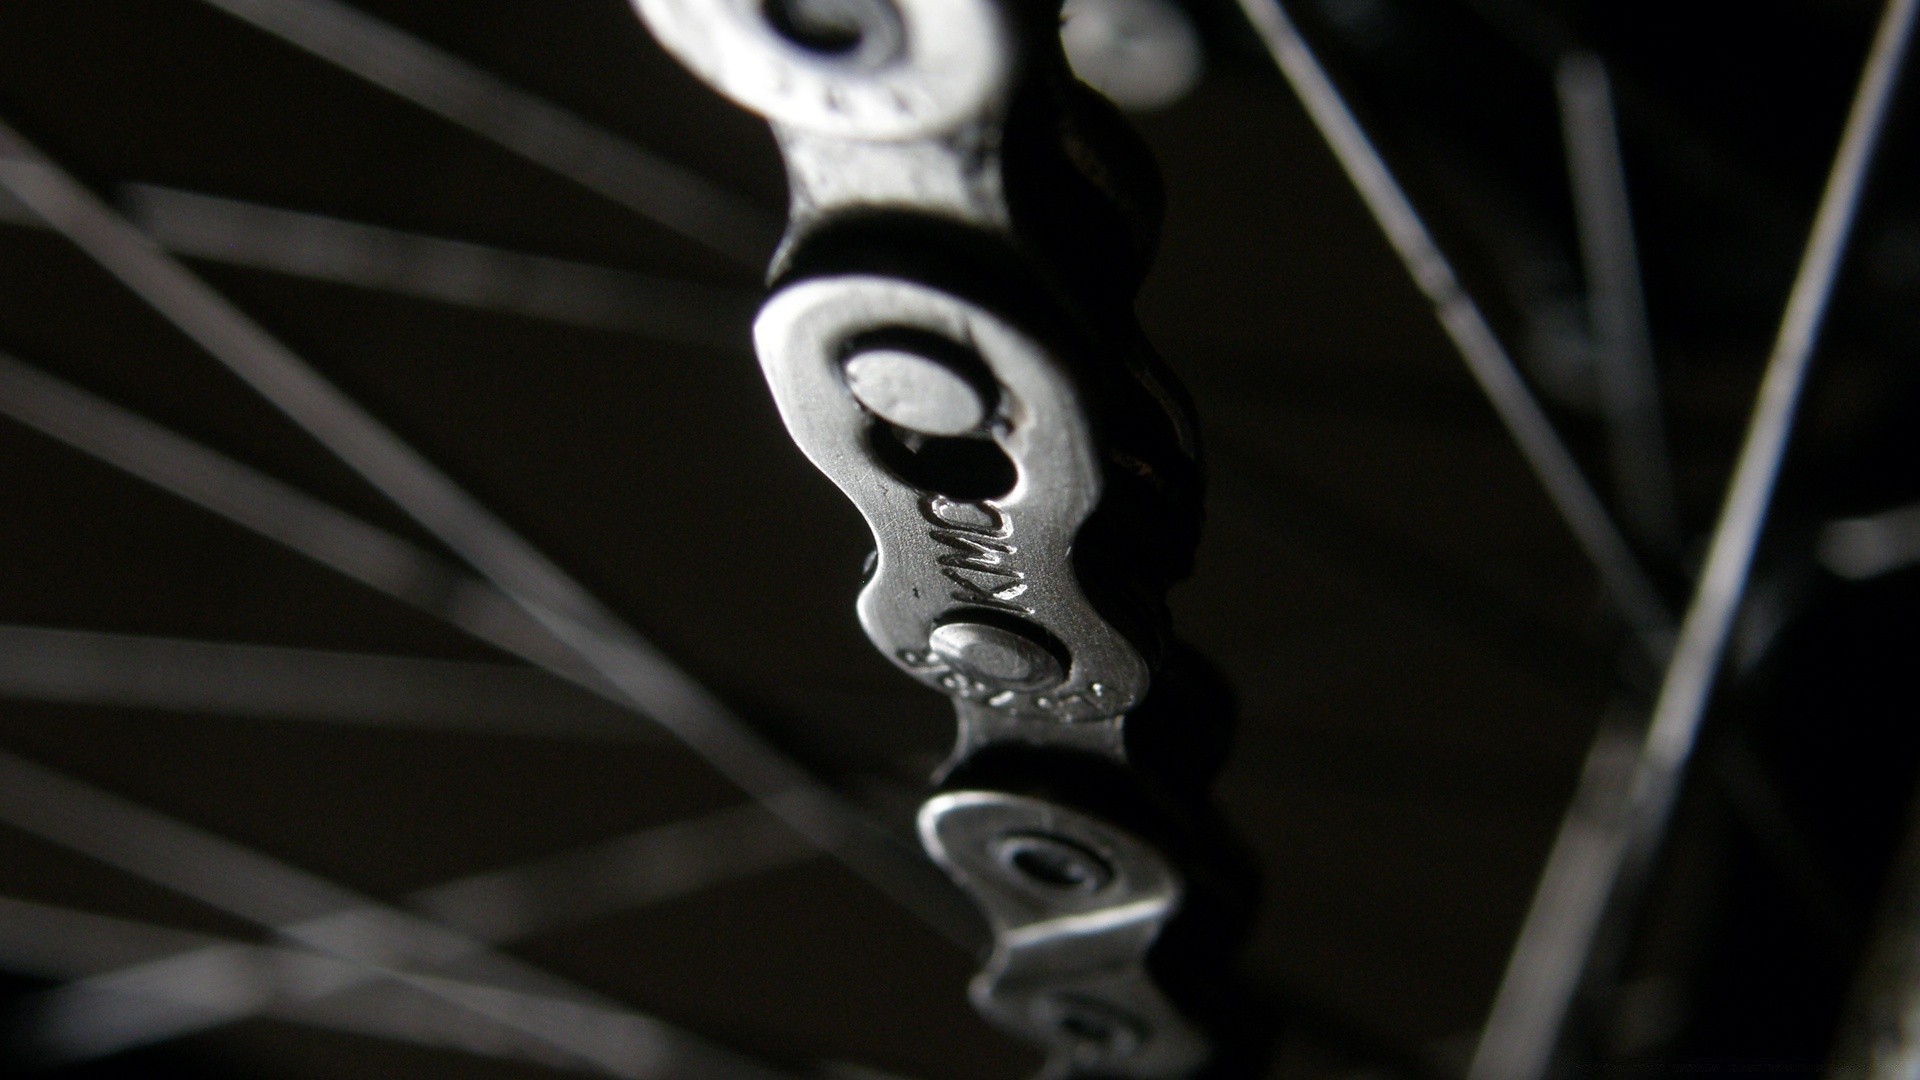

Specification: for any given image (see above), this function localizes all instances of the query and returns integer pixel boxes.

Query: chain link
[633,2,1254,1073]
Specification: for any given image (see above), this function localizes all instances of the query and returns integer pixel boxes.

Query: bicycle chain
[633,2,1254,1074]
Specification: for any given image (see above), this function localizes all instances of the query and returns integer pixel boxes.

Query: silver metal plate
[754,275,1152,728]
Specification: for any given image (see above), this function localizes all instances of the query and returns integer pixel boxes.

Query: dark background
[0,1,1915,1076]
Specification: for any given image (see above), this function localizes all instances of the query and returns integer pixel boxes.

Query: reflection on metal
[637,0,1010,141]
[0,624,643,740]
[0,121,979,949]
[1061,0,1204,112]
[843,346,992,438]
[1555,54,1680,554]
[757,278,1149,751]
[190,0,778,267]
[1234,0,1675,664]
[10,803,812,1064]
[1469,1,1917,1076]
[1819,500,1920,580]
[0,750,796,1078]
[920,792,1207,1078]
[1,184,758,345]
[634,0,1236,1069]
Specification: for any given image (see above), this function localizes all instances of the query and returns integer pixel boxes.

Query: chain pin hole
[1034,994,1148,1059]
[993,831,1115,894]
[843,328,1015,500]
[760,0,904,68]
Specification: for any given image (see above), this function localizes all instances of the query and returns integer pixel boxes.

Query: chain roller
[633,2,1254,1074]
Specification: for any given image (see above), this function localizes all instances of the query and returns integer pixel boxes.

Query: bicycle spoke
[411,802,812,942]
[122,185,757,347]
[1555,54,1680,554]
[187,0,778,268]
[1,184,758,345]
[29,946,770,1077]
[0,895,227,977]
[1206,423,1604,692]
[0,352,901,913]
[0,624,645,741]
[289,978,649,1074]
[1234,0,1674,664]
[1469,3,1917,1075]
[0,750,799,1078]
[4,909,561,1068]
[0,350,597,687]
[0,129,979,947]
[4,802,811,1065]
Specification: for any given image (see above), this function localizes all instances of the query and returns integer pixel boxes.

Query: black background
[0,1,1915,1076]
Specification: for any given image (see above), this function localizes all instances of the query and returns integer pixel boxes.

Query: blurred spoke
[0,624,645,741]
[1818,499,1920,580]
[0,350,600,688]
[5,931,667,1073]
[0,127,979,947]
[1469,2,1916,1075]
[1556,54,1680,553]
[188,0,778,267]
[1234,0,1674,663]
[0,895,231,978]
[1,802,813,1067]
[0,750,799,1078]
[1,184,758,345]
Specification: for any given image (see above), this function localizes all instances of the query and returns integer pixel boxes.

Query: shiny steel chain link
[632,2,1252,1074]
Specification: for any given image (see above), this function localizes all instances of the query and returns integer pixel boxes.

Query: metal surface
[755,276,1148,740]
[631,0,1234,1072]
[636,0,1011,141]
[1059,0,1203,113]
[0,350,601,690]
[844,347,992,438]
[921,791,1206,1078]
